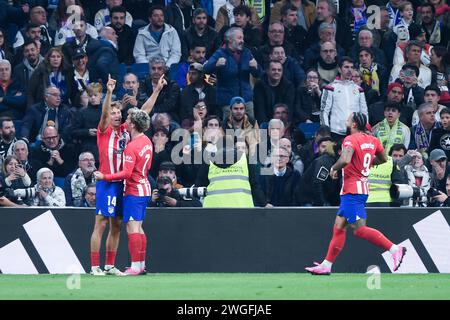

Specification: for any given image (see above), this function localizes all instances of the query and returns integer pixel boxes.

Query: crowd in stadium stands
[2,0,450,208]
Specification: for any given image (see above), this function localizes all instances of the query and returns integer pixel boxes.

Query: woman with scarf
[343,0,368,42]
[27,47,73,107]
[357,47,388,98]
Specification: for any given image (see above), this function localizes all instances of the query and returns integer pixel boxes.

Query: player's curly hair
[128,108,150,133]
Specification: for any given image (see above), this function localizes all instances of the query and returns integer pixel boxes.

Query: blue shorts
[123,195,150,223]
[96,181,123,217]
[337,194,368,224]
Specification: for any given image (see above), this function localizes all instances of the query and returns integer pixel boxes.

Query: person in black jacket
[294,137,340,206]
[63,151,96,206]
[298,124,331,172]
[165,0,199,39]
[260,146,300,207]
[294,68,323,124]
[12,39,44,93]
[429,107,450,159]
[150,176,202,207]
[281,3,308,56]
[108,6,137,65]
[140,57,181,122]
[69,82,103,160]
[254,60,295,124]
[181,7,221,61]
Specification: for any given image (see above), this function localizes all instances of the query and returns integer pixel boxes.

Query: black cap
[73,47,87,60]
[409,23,426,40]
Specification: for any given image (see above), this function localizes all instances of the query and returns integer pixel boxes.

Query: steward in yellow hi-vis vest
[203,153,254,208]
[367,156,394,205]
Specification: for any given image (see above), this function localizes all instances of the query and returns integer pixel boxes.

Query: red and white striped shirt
[97,123,130,175]
[104,134,153,196]
[341,133,384,195]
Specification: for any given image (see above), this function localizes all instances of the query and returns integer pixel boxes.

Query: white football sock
[322,260,333,268]
[389,244,399,254]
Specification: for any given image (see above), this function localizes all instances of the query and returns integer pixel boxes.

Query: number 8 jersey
[104,134,153,196]
[340,132,384,195]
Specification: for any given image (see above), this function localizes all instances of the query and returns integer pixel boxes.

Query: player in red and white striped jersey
[305,112,407,275]
[95,108,153,276]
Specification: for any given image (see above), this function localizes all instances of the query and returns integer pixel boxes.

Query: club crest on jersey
[108,206,114,214]
[124,155,133,162]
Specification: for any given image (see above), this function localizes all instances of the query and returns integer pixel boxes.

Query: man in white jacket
[320,56,368,141]
[133,5,181,67]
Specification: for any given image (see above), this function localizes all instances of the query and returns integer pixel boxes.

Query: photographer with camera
[428,149,450,205]
[429,174,450,207]
[150,176,202,207]
[0,155,32,205]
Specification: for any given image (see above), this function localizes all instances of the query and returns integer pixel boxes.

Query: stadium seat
[13,120,23,135]
[53,177,65,189]
[130,63,149,82]
[298,122,320,140]
[168,63,182,82]
[116,63,128,89]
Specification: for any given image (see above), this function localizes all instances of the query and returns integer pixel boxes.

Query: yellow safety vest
[203,154,254,208]
[367,156,394,203]
[247,0,265,20]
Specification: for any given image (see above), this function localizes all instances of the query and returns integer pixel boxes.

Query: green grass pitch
[0,273,449,300]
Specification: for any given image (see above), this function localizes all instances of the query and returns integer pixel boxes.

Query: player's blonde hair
[128,107,150,133]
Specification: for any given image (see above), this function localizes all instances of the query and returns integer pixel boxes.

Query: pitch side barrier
[0,207,449,274]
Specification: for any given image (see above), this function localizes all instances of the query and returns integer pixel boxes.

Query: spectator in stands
[302,22,345,70]
[64,151,96,206]
[298,124,331,171]
[133,5,181,67]
[429,46,450,106]
[30,125,77,180]
[203,27,261,121]
[70,82,103,160]
[53,5,98,46]
[295,137,340,206]
[12,40,44,93]
[0,117,19,160]
[428,148,450,197]
[0,28,14,62]
[390,40,432,89]
[429,172,450,206]
[27,47,73,108]
[0,1,29,33]
[260,146,299,207]
[306,0,352,51]
[181,8,220,62]
[62,18,119,85]
[0,155,33,205]
[0,60,26,119]
[13,23,49,64]
[280,4,308,56]
[320,57,368,141]
[357,47,389,99]
[71,48,90,102]
[272,103,295,140]
[12,140,38,184]
[396,64,426,116]
[215,0,260,33]
[410,102,442,153]
[261,119,285,167]
[119,73,147,118]
[269,45,305,88]
[49,0,82,31]
[294,68,323,124]
[30,167,66,207]
[157,161,184,189]
[315,41,339,84]
[429,107,450,159]
[342,0,369,42]
[80,182,96,207]
[349,30,388,68]
[223,96,256,131]
[165,0,198,38]
[150,175,202,207]
[149,126,172,179]
[176,42,207,89]
[255,22,299,69]
[254,60,295,124]
[180,63,216,123]
[219,4,262,54]
[412,85,446,126]
[270,0,317,31]
[21,86,72,143]
[419,2,450,47]
[393,23,433,67]
[94,0,133,31]
[352,69,380,107]
[372,102,411,152]
[108,6,137,65]
[141,57,181,122]
[404,151,431,206]
[280,137,304,174]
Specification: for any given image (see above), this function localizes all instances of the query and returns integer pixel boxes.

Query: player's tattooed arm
[99,74,116,132]
[141,75,167,114]
[330,146,354,179]
[373,150,388,166]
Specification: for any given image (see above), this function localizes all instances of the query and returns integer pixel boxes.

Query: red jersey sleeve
[342,136,354,150]
[104,145,136,181]
[375,136,384,154]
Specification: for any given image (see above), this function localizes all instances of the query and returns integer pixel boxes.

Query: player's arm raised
[99,74,116,132]
[141,75,167,114]
[330,146,354,179]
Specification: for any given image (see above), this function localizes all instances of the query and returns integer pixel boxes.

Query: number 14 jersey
[341,132,384,196]
[104,134,153,196]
